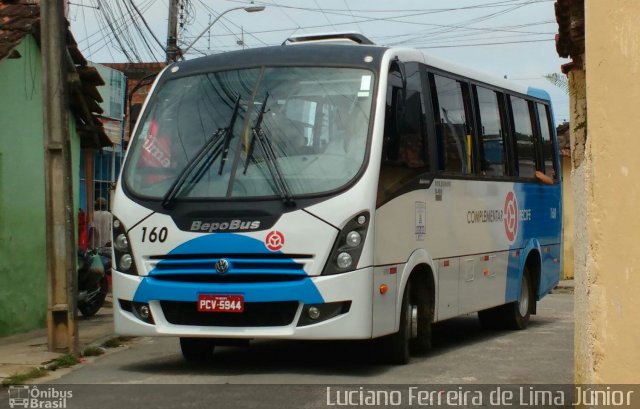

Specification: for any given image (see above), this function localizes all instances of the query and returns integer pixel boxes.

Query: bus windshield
[123,66,375,201]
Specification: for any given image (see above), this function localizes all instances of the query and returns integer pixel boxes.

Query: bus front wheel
[180,337,215,362]
[382,281,411,365]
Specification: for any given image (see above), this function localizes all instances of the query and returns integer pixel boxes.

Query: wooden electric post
[40,0,78,353]
[166,0,180,62]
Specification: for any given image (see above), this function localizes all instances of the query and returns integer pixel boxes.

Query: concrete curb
[0,303,116,386]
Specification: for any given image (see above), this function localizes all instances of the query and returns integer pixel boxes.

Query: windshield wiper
[161,95,242,208]
[243,93,295,206]
[218,95,241,175]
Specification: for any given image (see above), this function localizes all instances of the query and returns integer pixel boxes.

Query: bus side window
[536,103,557,181]
[378,62,429,206]
[475,86,508,177]
[430,74,473,174]
[509,96,537,178]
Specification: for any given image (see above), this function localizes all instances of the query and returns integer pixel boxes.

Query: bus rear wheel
[478,267,532,330]
[503,266,532,330]
[180,337,215,362]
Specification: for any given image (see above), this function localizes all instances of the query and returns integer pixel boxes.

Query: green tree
[544,73,569,94]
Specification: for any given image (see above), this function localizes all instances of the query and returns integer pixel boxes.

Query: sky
[68,0,570,124]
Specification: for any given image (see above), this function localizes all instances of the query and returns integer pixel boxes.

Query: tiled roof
[0,0,110,148]
[0,0,38,60]
[555,0,585,73]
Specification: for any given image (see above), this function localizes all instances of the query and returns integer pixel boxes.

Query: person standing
[93,197,112,248]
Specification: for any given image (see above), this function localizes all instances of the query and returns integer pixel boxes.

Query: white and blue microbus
[112,33,561,364]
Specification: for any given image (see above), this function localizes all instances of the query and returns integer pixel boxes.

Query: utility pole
[166,0,180,62]
[40,0,78,353]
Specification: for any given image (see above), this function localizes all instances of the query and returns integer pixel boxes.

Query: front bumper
[113,267,374,340]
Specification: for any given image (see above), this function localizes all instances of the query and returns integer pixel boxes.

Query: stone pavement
[0,296,115,385]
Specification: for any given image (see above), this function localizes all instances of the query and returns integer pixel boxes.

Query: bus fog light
[120,254,133,271]
[132,302,154,323]
[346,231,362,247]
[138,305,150,320]
[114,234,129,251]
[308,306,321,320]
[336,252,352,269]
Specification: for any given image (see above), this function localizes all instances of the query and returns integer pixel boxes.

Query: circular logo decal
[504,191,518,242]
[265,231,285,251]
[215,258,229,274]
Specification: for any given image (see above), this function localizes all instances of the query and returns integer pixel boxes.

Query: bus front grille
[145,254,314,277]
[160,301,299,327]
[150,274,306,283]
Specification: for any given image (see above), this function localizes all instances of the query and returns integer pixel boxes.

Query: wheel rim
[518,276,529,317]
[410,304,418,339]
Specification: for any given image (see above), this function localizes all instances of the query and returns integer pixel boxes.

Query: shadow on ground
[119,313,559,377]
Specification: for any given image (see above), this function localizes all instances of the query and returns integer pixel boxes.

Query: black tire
[382,281,411,365]
[409,281,433,355]
[79,275,108,317]
[503,267,532,330]
[180,338,215,362]
[479,267,532,330]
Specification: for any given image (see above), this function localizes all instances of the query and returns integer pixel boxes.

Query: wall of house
[575,0,640,383]
[0,36,81,337]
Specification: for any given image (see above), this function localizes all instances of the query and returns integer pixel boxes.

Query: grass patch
[2,367,48,386]
[47,353,79,371]
[101,337,122,348]
[81,346,105,357]
[101,336,133,349]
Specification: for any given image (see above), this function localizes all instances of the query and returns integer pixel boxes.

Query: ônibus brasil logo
[265,230,285,251]
[504,191,518,242]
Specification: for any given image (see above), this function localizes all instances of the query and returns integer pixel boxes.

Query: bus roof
[172,43,548,102]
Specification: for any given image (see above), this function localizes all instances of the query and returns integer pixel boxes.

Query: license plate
[197,294,244,313]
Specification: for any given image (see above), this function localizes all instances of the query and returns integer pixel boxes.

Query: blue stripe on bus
[132,233,324,304]
[505,183,562,302]
[526,86,550,100]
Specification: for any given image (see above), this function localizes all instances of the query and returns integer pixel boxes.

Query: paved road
[51,292,572,385]
[23,293,572,409]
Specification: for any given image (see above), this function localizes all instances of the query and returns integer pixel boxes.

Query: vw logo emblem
[215,258,229,274]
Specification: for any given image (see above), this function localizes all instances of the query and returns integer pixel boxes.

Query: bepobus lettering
[190,220,261,232]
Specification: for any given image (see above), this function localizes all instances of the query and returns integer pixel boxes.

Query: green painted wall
[0,35,82,336]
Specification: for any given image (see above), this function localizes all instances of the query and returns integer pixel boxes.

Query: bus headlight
[120,254,133,271]
[322,212,369,275]
[112,217,139,275]
[114,234,129,251]
[337,252,353,269]
[346,231,362,247]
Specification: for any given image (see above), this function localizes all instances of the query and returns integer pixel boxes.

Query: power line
[128,0,166,54]
[416,38,554,49]
[224,0,552,14]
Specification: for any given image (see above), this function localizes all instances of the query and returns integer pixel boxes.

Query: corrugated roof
[0,0,110,148]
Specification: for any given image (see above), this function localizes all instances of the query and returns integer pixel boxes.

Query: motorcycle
[77,247,111,317]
